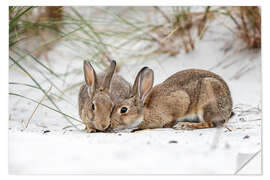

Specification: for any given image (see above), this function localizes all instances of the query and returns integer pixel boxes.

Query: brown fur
[78,61,131,132]
[110,68,233,131]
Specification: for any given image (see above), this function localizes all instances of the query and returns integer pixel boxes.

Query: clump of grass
[85,6,214,63]
[226,6,261,50]
[9,6,83,130]
[9,6,63,58]
[9,6,34,47]
[145,6,213,56]
[102,6,214,60]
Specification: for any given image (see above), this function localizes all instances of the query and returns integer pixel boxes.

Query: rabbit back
[142,69,232,129]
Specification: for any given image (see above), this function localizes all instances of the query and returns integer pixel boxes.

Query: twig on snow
[24,85,53,129]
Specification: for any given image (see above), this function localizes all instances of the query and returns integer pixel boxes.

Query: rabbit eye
[120,107,128,114]
[91,103,95,111]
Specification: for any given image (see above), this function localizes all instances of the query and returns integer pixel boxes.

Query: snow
[9,125,261,174]
[8,7,262,174]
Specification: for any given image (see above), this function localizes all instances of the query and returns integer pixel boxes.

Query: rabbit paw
[173,122,194,130]
[85,127,96,133]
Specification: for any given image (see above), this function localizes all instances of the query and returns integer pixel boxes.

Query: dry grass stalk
[229,7,261,50]
[25,85,53,129]
[150,6,213,56]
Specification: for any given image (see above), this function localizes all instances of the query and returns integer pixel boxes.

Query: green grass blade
[29,54,64,81]
[9,56,80,130]
[11,49,66,96]
[9,7,34,32]
[9,92,82,123]
[9,82,77,108]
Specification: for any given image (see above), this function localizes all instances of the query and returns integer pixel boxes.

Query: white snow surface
[9,8,262,174]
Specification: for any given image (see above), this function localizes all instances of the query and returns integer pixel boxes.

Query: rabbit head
[83,60,116,131]
[110,67,154,131]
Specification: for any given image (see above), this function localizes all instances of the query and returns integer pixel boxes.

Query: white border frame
[2,0,269,180]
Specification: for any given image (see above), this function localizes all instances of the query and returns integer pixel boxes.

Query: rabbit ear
[132,67,154,102]
[132,67,149,97]
[102,60,116,91]
[84,60,98,97]
[138,68,154,102]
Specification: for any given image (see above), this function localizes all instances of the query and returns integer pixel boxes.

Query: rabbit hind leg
[173,109,215,130]
[173,78,226,130]
[173,106,225,130]
[198,77,228,127]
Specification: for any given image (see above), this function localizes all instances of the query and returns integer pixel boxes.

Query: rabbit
[109,67,233,131]
[78,60,131,133]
